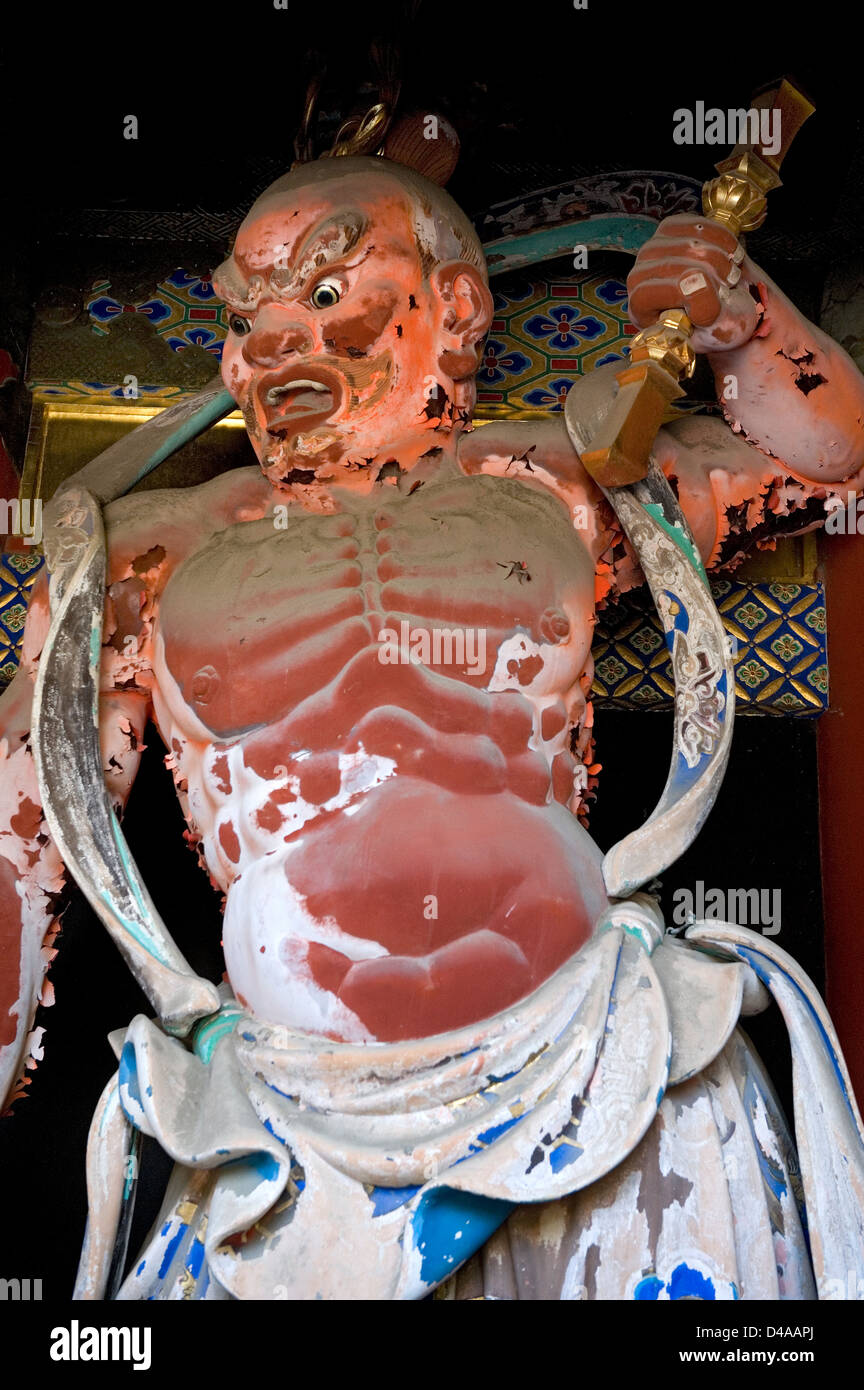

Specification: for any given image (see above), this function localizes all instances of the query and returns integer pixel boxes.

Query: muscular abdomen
[154,463,606,1040]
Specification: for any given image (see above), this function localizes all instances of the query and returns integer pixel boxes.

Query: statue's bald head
[215,156,487,307]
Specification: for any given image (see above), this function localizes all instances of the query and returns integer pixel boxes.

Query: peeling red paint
[10,796,41,840]
[218,821,241,865]
[4,159,864,1083]
[507,654,544,686]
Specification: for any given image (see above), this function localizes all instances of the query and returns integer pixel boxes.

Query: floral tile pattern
[591,577,829,716]
[85,270,227,363]
[0,552,44,685]
[477,271,636,417]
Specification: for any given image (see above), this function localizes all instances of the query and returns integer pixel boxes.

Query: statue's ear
[431,261,494,379]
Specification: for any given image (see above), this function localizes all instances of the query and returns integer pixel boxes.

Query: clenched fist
[626,214,761,354]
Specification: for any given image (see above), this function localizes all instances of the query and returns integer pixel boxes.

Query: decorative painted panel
[592,577,828,715]
[0,553,43,684]
[478,271,635,417]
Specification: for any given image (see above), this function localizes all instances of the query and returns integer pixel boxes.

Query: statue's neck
[261,431,468,512]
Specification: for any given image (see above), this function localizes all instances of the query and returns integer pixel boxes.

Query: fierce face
[214,160,492,488]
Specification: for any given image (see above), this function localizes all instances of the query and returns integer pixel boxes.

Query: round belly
[222,777,609,1042]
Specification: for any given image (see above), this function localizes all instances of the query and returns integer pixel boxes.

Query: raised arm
[626,214,864,566]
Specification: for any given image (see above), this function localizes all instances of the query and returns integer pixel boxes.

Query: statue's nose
[243,309,314,368]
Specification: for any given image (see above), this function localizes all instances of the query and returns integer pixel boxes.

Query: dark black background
[1,1,862,271]
[0,0,842,1298]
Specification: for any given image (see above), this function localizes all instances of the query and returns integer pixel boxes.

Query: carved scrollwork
[674,629,726,769]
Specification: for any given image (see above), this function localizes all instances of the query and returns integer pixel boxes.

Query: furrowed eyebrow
[212,210,367,313]
[268,211,367,297]
[211,256,263,312]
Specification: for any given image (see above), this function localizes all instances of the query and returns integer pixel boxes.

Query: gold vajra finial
[702,77,815,234]
[629,309,697,381]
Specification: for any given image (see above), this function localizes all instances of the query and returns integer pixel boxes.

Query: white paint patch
[151,658,398,892]
[486,632,584,795]
[223,853,380,1040]
[749,1083,782,1160]
[149,655,399,1036]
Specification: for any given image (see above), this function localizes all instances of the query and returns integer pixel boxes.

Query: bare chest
[154,468,595,740]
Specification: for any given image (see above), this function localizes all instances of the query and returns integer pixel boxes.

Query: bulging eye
[228,313,252,336]
[310,278,342,310]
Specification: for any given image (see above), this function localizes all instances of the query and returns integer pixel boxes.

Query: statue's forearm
[707,263,864,484]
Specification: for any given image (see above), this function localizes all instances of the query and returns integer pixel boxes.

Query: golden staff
[566,78,814,897]
[581,78,814,488]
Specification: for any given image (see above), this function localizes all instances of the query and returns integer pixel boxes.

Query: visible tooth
[266,378,328,404]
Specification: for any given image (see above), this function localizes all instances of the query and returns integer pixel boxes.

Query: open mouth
[260,370,340,437]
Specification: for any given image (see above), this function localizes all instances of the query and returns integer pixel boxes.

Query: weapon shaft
[566,78,814,896]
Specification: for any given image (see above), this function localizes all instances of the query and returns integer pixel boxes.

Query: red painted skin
[2,157,864,1096]
[152,450,602,1040]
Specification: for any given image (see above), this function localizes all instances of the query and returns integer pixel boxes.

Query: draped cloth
[74,921,864,1300]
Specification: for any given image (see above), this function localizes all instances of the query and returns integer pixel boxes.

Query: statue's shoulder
[103,465,268,585]
[457,416,596,498]
[457,416,619,568]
